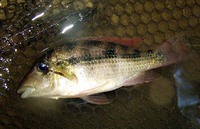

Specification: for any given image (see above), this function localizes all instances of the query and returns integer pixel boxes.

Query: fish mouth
[17,86,35,98]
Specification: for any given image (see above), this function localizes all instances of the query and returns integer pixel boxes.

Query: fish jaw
[17,86,36,98]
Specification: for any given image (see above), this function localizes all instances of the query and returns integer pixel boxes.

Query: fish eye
[38,62,49,72]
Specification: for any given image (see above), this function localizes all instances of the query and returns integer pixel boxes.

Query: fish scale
[74,56,162,79]
[52,41,155,63]
[16,39,169,100]
[35,41,165,97]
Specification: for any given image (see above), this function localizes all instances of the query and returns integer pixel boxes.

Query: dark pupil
[38,63,48,72]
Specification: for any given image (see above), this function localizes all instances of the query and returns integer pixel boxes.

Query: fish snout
[17,86,35,98]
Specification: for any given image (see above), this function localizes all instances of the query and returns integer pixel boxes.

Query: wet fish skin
[17,38,187,104]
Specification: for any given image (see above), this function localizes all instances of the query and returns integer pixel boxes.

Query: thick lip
[17,86,35,98]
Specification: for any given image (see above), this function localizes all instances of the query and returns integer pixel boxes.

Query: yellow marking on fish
[51,62,78,85]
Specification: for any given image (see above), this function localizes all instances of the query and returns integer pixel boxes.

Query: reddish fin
[81,94,111,105]
[122,71,160,87]
[76,36,142,48]
[157,38,190,66]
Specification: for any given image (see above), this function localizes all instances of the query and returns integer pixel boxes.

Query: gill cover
[52,62,78,85]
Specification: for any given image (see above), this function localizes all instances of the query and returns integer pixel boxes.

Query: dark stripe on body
[54,41,159,66]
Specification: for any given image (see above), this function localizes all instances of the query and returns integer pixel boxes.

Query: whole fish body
[17,37,188,104]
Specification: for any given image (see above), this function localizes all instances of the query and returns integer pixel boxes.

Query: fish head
[17,60,77,99]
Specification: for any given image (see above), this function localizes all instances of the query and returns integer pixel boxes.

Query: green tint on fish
[17,38,188,104]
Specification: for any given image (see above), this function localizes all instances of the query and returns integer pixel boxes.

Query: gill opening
[49,69,78,85]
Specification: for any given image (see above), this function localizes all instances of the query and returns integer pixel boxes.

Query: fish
[17,37,189,104]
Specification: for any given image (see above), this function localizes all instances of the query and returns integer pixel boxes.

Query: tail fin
[157,38,190,66]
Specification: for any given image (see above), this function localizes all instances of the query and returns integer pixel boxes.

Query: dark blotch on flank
[104,43,116,58]
[148,50,153,54]
[132,50,141,57]
[84,53,93,61]
[68,57,79,65]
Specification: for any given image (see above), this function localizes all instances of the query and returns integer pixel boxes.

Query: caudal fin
[157,38,190,66]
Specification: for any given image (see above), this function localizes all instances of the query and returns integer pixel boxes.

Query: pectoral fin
[122,71,160,87]
[81,94,111,105]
